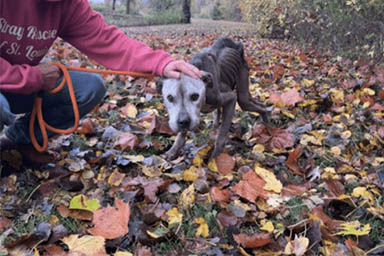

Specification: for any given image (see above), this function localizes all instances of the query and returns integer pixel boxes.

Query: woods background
[92,0,384,62]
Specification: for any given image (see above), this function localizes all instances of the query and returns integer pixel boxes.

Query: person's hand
[36,63,61,91]
[163,60,202,79]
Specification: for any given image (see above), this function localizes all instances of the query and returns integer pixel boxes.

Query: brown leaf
[210,187,230,203]
[217,211,238,227]
[233,232,273,248]
[252,124,295,150]
[311,206,342,233]
[42,245,67,256]
[269,88,303,106]
[115,132,139,150]
[215,153,235,175]
[88,198,130,239]
[285,148,303,176]
[77,118,94,134]
[232,170,268,203]
[0,217,12,230]
[282,183,312,197]
[325,179,345,197]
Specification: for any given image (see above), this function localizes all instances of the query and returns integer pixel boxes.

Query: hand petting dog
[163,60,202,79]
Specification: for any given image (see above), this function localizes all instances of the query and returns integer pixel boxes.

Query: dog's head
[157,72,213,132]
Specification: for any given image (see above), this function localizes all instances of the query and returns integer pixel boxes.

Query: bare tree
[182,0,191,23]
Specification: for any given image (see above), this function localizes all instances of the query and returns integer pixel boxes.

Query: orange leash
[29,63,154,152]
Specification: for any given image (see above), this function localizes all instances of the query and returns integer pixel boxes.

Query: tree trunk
[182,0,191,23]
[126,0,130,14]
[112,0,116,11]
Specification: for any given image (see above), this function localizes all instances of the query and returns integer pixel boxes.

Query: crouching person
[0,0,201,163]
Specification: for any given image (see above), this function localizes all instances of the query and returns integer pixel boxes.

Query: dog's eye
[190,93,199,102]
[167,95,174,103]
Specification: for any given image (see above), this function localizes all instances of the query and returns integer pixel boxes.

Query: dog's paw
[164,150,179,161]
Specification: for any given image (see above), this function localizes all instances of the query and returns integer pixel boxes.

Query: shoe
[0,135,55,164]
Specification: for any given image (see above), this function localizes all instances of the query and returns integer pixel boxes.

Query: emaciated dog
[157,37,269,160]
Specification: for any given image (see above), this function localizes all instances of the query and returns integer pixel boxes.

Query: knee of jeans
[88,74,107,102]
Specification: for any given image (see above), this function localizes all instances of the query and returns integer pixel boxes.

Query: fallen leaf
[215,153,236,175]
[232,170,268,203]
[62,235,108,256]
[88,198,130,239]
[336,221,371,236]
[69,195,100,212]
[254,166,283,193]
[210,186,230,203]
[285,148,303,176]
[115,132,139,150]
[77,118,95,134]
[194,217,209,238]
[284,236,309,256]
[233,232,273,248]
[179,184,195,209]
[166,207,183,226]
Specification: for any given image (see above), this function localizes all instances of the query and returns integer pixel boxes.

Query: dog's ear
[201,71,213,88]
[156,79,163,94]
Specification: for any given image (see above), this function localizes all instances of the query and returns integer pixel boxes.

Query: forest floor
[1,19,384,256]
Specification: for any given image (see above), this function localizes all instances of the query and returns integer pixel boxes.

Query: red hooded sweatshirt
[0,0,173,94]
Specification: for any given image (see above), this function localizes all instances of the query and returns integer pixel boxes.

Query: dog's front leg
[211,91,237,158]
[165,131,187,161]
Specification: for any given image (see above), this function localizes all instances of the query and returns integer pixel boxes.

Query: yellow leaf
[125,103,138,119]
[282,110,295,119]
[321,167,339,179]
[341,130,352,140]
[352,187,375,204]
[122,154,144,162]
[183,166,199,182]
[34,248,40,256]
[252,144,265,153]
[302,79,315,87]
[260,220,274,233]
[208,158,218,172]
[179,184,195,209]
[166,207,183,225]
[69,195,100,212]
[194,217,209,238]
[254,166,282,193]
[330,89,344,102]
[336,221,370,236]
[362,88,375,96]
[108,168,125,187]
[115,252,133,256]
[62,235,107,256]
[330,146,341,156]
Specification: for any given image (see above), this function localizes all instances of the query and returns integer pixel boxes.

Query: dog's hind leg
[211,91,237,158]
[165,131,187,161]
[236,68,270,123]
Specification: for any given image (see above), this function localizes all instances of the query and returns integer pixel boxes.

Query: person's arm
[0,57,43,94]
[59,0,173,76]
[0,58,62,94]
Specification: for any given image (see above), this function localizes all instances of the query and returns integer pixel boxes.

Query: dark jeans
[0,71,106,145]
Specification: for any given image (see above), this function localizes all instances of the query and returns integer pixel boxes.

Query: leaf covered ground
[1,20,384,256]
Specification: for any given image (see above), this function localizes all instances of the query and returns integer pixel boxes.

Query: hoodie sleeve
[0,57,43,94]
[59,0,174,76]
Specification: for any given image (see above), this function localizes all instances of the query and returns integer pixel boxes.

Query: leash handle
[29,63,154,152]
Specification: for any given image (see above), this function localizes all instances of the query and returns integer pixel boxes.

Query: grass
[285,196,309,224]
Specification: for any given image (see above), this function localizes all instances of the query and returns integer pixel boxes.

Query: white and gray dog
[157,37,269,160]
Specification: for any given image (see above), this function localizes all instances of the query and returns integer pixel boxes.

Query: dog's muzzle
[177,111,191,130]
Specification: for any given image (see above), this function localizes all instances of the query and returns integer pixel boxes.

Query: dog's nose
[178,116,191,129]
